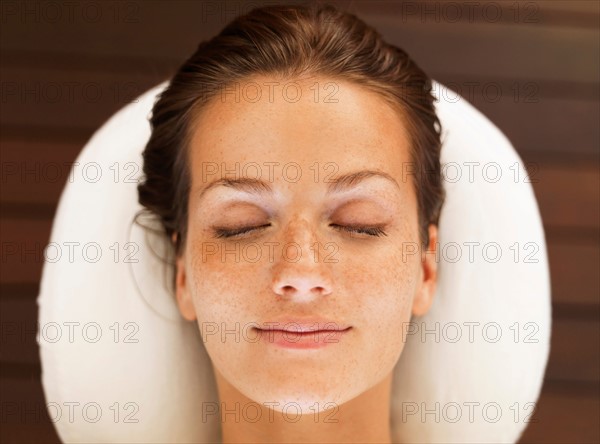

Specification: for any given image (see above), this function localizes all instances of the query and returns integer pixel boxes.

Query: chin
[234,372,366,414]
[246,388,349,414]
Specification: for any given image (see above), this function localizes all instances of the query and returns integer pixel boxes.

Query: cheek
[186,240,256,316]
[339,231,421,368]
[344,247,418,325]
[184,228,278,342]
[184,238,265,373]
[342,209,420,304]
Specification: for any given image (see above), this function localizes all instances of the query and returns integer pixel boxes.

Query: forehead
[187,76,412,179]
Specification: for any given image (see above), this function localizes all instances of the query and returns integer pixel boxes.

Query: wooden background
[1,0,598,442]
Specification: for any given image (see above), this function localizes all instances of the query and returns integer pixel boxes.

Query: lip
[253,318,352,350]
[255,318,352,332]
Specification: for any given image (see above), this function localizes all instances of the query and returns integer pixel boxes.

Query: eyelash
[330,224,388,237]
[213,224,387,239]
[213,224,271,239]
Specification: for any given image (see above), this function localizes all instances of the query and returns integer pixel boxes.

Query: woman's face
[175,75,437,411]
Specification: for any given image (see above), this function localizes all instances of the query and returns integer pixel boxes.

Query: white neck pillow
[37,81,551,443]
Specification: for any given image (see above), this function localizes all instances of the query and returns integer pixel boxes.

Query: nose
[271,219,333,302]
[272,262,333,300]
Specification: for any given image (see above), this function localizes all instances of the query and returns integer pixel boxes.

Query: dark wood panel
[510,0,600,16]
[0,219,52,284]
[0,424,61,444]
[0,66,172,130]
[0,0,223,62]
[0,139,83,206]
[363,0,600,28]
[548,242,600,307]
[369,13,598,85]
[545,318,600,383]
[0,297,40,364]
[0,375,61,444]
[1,1,597,84]
[435,72,599,103]
[530,164,599,231]
[473,95,599,159]
[518,380,600,443]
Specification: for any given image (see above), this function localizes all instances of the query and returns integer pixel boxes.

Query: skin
[174,75,438,443]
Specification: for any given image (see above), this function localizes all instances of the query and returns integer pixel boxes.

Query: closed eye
[330,224,387,237]
[213,224,271,239]
[213,223,388,239]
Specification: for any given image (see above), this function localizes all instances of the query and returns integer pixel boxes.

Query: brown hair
[138,2,444,256]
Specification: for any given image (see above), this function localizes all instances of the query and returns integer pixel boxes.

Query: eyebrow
[325,170,401,195]
[197,169,401,200]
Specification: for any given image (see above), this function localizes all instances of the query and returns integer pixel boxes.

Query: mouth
[253,322,352,350]
[255,319,352,332]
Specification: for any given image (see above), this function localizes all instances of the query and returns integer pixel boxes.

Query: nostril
[278,284,331,297]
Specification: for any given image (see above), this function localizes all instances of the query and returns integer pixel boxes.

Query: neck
[213,369,393,444]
